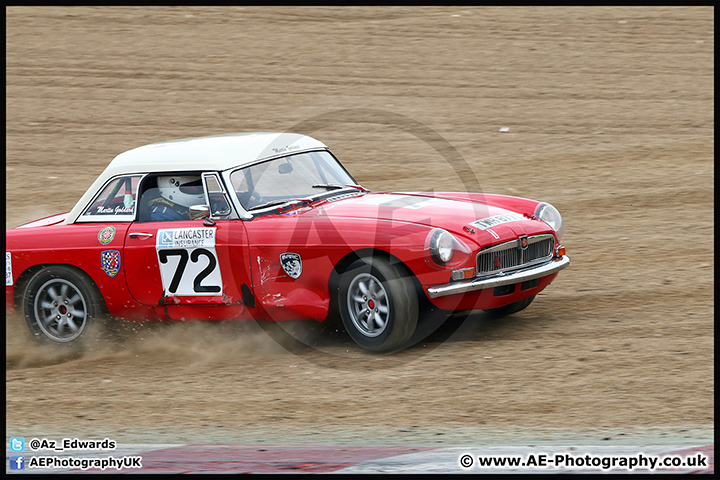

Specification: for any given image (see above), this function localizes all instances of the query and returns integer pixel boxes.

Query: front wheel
[338,257,418,353]
[23,266,107,347]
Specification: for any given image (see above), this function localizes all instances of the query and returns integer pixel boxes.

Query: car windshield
[230,151,359,211]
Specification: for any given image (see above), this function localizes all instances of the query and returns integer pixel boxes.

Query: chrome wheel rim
[33,279,88,342]
[347,273,389,338]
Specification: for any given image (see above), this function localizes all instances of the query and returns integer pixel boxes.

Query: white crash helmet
[157,176,205,207]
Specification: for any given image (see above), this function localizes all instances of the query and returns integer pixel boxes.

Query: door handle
[129,232,154,238]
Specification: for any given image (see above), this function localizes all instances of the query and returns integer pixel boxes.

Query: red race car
[5,133,570,352]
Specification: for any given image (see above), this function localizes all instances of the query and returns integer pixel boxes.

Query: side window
[77,175,142,222]
[136,172,234,222]
[137,174,200,223]
[203,173,232,218]
[136,177,162,223]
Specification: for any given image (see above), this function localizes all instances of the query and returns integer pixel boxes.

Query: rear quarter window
[77,175,143,222]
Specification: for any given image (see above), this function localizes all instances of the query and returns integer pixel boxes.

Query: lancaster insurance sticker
[155,228,223,296]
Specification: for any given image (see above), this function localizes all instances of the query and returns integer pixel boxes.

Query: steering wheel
[238,191,264,210]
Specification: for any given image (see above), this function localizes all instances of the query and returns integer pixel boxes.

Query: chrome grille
[477,234,554,277]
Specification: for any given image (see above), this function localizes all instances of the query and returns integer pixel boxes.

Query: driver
[149,176,205,221]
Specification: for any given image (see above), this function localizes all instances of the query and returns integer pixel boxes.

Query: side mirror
[278,163,293,174]
[189,204,210,220]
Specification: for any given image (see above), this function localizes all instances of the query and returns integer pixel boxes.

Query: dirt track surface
[5,7,714,446]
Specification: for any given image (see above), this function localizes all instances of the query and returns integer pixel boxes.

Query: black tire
[23,266,107,347]
[483,295,536,319]
[338,257,418,353]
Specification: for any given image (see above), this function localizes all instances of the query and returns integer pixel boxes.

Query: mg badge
[280,252,302,279]
[518,235,528,250]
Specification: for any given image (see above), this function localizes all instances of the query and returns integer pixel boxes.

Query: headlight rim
[535,202,564,241]
[429,228,455,264]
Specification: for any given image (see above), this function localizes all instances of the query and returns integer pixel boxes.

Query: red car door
[125,220,251,320]
[124,219,252,321]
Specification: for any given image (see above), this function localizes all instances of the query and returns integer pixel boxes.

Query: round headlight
[535,202,564,240]
[430,229,455,264]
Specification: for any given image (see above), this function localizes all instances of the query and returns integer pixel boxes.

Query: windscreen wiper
[312,183,368,192]
[247,198,312,212]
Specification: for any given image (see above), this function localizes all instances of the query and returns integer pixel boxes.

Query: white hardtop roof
[108,132,327,175]
[65,132,327,223]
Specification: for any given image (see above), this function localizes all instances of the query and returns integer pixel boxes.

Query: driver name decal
[156,228,223,296]
[95,205,133,215]
[469,213,525,230]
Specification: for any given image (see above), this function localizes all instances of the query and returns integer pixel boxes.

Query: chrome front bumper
[426,255,570,299]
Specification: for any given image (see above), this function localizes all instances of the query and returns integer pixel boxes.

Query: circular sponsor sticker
[98,226,116,245]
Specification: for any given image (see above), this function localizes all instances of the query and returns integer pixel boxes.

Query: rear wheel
[339,257,418,353]
[23,266,107,347]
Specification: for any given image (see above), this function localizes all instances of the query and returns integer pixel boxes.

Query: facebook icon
[9,455,25,470]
